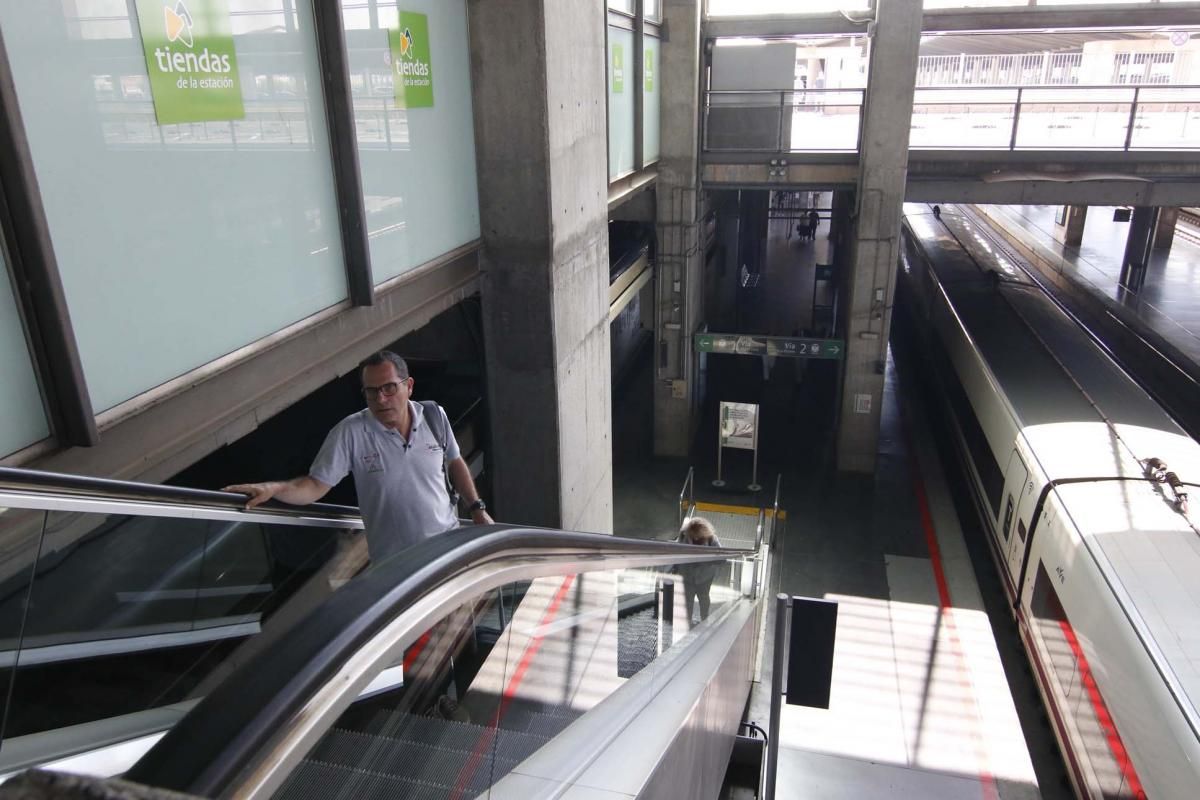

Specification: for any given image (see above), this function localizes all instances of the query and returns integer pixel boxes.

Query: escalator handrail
[125,524,749,798]
[0,466,362,523]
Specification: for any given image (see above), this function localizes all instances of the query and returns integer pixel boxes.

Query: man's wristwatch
[467,499,487,513]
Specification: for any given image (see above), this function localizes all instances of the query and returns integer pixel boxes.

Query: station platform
[973,203,1200,373]
[612,206,1066,798]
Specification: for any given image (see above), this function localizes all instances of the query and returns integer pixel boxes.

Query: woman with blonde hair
[677,516,723,626]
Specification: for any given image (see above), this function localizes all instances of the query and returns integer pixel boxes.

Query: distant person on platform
[807,209,820,241]
[224,351,493,563]
[677,516,723,627]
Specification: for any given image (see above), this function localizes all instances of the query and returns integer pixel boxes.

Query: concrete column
[1120,206,1156,294]
[653,0,704,457]
[1152,207,1179,252]
[1052,206,1087,248]
[469,0,613,533]
[835,0,922,474]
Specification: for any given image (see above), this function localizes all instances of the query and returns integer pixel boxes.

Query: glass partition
[0,1,349,413]
[0,500,356,771]
[608,26,636,179]
[339,0,481,285]
[0,249,49,458]
[268,556,746,798]
[0,506,48,745]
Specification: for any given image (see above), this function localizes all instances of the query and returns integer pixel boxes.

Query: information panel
[719,401,758,451]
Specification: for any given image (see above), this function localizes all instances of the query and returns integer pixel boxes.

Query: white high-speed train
[899,204,1200,799]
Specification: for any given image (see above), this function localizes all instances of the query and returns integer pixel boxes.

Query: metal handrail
[679,466,695,525]
[126,525,749,798]
[0,465,361,522]
[771,474,782,547]
[703,83,1200,154]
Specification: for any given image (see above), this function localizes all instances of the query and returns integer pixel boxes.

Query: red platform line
[1057,620,1146,799]
[449,574,577,799]
[907,418,999,800]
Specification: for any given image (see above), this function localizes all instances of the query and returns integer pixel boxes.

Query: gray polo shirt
[309,402,460,562]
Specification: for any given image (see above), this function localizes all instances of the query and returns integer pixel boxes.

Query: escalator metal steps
[274,711,563,798]
[274,757,455,800]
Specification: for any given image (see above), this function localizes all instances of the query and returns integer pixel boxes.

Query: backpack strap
[419,400,459,508]
[419,400,448,451]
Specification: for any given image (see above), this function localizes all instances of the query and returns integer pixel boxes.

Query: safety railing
[679,466,696,525]
[703,88,865,153]
[702,84,1200,154]
[912,84,1200,150]
[771,474,783,548]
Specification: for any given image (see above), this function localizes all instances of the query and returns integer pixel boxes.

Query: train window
[1017,519,1026,543]
[930,338,1005,515]
[1003,496,1014,541]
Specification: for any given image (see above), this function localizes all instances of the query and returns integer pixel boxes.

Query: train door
[999,449,1032,581]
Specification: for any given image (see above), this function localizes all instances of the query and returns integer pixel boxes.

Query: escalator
[0,468,766,799]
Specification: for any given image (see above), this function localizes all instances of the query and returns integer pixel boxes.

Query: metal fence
[703,84,1200,153]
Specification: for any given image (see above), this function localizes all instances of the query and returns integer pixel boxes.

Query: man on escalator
[223,350,493,564]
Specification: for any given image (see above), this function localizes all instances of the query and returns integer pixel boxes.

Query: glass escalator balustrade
[0,486,359,779]
[268,558,745,800]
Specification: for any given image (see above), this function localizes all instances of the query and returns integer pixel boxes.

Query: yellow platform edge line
[692,501,786,520]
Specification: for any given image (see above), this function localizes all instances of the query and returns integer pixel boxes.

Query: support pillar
[1120,206,1156,294]
[1052,206,1087,248]
[469,0,613,533]
[1152,207,1179,252]
[654,0,704,457]
[835,0,922,474]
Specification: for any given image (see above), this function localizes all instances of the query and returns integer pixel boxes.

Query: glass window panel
[0,1,348,413]
[608,27,636,179]
[643,35,660,165]
[4,508,351,743]
[0,250,49,457]
[645,0,661,21]
[608,0,635,13]
[340,1,481,284]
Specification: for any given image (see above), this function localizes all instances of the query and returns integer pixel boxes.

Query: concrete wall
[836,0,922,473]
[470,0,613,534]
[654,0,704,458]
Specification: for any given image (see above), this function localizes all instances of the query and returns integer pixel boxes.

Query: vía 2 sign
[135,0,244,125]
[390,12,434,108]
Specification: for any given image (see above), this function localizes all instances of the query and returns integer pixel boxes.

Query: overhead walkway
[0,468,767,799]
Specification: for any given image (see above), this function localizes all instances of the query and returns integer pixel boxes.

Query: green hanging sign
[644,48,654,92]
[612,44,624,94]
[135,0,244,125]
[695,333,844,360]
[390,11,435,108]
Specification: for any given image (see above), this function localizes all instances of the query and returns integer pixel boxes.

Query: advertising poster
[612,44,625,93]
[135,0,244,125]
[390,12,435,108]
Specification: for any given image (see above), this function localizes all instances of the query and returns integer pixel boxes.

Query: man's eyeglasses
[363,380,406,399]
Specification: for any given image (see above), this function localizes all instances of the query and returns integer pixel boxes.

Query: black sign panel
[785,596,838,709]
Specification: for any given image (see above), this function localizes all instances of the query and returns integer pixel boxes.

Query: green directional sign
[695,333,844,360]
